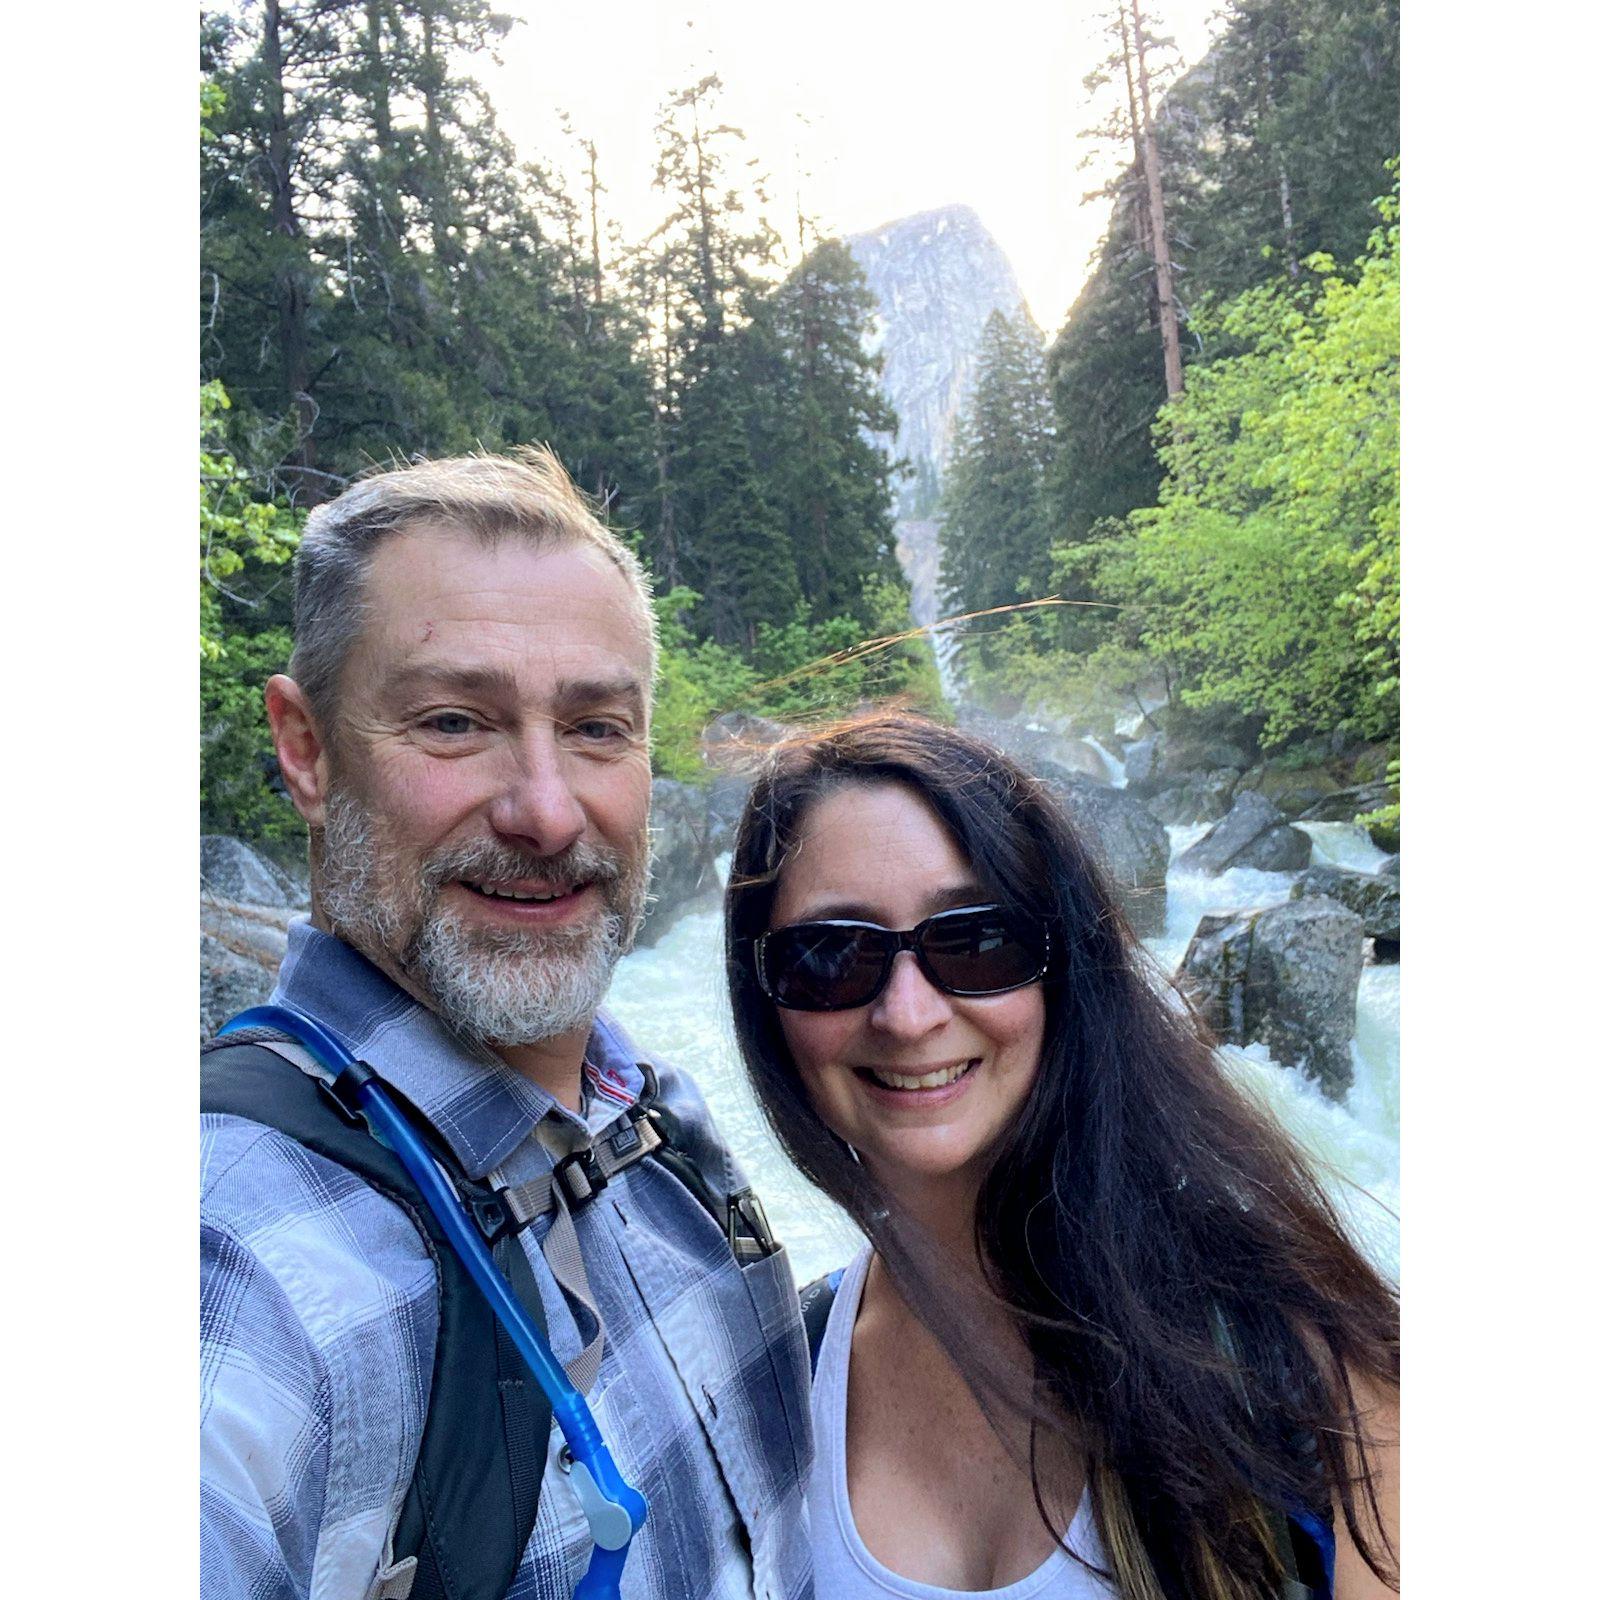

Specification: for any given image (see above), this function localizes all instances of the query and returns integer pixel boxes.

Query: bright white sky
[482,0,1226,334]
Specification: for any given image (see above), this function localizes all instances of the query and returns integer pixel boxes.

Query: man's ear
[265,675,332,828]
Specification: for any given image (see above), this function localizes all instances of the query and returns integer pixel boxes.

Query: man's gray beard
[318,788,650,1048]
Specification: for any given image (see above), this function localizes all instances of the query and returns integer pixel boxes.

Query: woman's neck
[878,1165,984,1259]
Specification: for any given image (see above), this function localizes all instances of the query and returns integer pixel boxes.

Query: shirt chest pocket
[614,1216,812,1586]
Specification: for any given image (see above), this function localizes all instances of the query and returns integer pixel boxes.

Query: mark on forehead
[420,620,435,643]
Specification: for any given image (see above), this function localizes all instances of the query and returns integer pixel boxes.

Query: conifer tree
[939,311,1057,678]
[645,74,802,646]
[764,237,902,629]
[201,0,354,502]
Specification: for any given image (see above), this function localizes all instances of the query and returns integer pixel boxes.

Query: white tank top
[810,1248,1120,1599]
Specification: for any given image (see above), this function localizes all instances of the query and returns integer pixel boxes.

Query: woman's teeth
[867,1060,976,1091]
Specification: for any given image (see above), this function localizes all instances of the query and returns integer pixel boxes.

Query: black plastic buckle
[318,1059,379,1127]
[553,1145,608,1209]
[727,1186,779,1265]
[464,1190,515,1244]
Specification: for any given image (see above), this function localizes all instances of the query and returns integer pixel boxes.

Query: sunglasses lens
[920,909,1044,994]
[764,925,889,1012]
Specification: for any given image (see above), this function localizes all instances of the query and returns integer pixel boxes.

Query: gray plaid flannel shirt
[201,922,814,1600]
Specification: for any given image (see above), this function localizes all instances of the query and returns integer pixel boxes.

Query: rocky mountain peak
[848,204,1028,519]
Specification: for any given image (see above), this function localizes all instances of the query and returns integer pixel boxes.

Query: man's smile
[459,878,592,903]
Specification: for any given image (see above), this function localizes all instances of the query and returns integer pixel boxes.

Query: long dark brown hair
[725,712,1398,1599]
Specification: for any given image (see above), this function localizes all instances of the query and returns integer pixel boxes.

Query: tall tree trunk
[1115,5,1156,322]
[689,99,719,335]
[262,0,320,491]
[1262,44,1299,279]
[419,2,457,267]
[584,140,604,306]
[1128,0,1184,399]
[1278,162,1299,281]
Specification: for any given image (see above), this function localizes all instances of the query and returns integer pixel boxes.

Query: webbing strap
[542,1185,605,1393]
[368,1556,418,1600]
[499,1112,663,1227]
[499,1111,663,1394]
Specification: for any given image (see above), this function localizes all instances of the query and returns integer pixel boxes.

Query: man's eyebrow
[382,664,646,717]
[383,662,521,700]
[551,675,647,716]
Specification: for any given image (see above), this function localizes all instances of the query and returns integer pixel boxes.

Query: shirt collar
[271,920,645,1181]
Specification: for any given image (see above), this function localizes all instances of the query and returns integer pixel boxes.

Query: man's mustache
[418,837,630,896]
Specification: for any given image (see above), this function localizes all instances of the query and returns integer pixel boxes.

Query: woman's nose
[867,950,954,1038]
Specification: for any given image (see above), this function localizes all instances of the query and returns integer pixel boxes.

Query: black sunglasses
[753,904,1051,1013]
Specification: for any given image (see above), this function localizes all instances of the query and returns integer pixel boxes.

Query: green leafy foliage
[200,381,300,662]
[650,583,945,782]
[200,381,304,841]
[1073,184,1399,748]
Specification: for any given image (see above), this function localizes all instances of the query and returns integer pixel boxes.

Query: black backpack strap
[203,1040,552,1600]
[645,1093,781,1267]
[799,1269,845,1376]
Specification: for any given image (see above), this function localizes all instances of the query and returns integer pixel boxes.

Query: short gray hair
[289,447,657,719]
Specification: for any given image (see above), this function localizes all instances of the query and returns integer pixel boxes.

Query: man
[200,451,812,1599]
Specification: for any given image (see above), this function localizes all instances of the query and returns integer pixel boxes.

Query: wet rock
[1046,740,1112,783]
[1178,895,1365,1098]
[1297,781,1396,825]
[639,779,720,946]
[1122,735,1164,793]
[1231,823,1314,873]
[1035,767,1169,937]
[1164,730,1255,775]
[1350,744,1395,785]
[955,710,1111,783]
[705,774,754,856]
[1145,768,1241,825]
[1240,764,1344,819]
[1176,791,1311,876]
[201,835,308,910]
[1367,815,1400,854]
[201,929,280,1040]
[700,711,789,773]
[1292,864,1400,946]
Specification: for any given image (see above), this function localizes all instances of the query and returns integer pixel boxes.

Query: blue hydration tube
[220,1004,648,1600]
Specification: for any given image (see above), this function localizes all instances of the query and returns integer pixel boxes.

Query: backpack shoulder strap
[203,1039,552,1600]
[798,1268,846,1376]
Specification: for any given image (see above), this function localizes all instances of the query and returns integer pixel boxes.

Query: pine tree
[939,311,1057,679]
[201,0,355,503]
[644,75,801,647]
[763,237,903,629]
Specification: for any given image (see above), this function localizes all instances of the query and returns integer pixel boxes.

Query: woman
[725,713,1398,1600]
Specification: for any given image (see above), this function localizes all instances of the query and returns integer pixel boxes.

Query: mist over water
[609,823,1398,1287]
[608,888,864,1283]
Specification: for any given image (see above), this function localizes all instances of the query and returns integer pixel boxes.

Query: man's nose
[486,727,587,856]
[867,951,954,1039]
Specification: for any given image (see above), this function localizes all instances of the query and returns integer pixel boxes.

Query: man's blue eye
[426,713,477,735]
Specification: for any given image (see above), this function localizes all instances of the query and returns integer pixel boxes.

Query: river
[607,814,1399,1289]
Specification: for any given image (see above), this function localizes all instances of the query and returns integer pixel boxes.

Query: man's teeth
[868,1060,976,1091]
[466,882,576,902]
